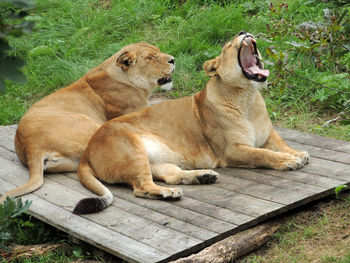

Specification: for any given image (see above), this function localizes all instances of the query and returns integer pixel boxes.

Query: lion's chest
[251,120,272,148]
[249,95,273,148]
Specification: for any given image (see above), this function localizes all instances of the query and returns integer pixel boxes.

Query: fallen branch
[170,219,282,263]
[322,116,341,127]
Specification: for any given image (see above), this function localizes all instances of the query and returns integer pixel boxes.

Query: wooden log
[170,219,282,263]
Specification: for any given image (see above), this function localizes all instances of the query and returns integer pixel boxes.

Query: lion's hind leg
[91,130,183,201]
[151,163,219,185]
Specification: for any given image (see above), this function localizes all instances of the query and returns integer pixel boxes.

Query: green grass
[1,0,349,141]
[239,192,350,263]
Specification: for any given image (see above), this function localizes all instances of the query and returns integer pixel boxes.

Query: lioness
[73,32,309,214]
[0,42,175,203]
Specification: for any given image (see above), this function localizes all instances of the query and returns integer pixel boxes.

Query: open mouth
[238,36,269,82]
[157,77,172,86]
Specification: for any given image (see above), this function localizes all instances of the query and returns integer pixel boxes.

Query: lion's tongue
[241,40,270,77]
[245,66,269,77]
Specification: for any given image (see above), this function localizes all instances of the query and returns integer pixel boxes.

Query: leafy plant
[0,197,32,251]
[0,0,35,92]
[335,184,348,197]
[262,1,350,115]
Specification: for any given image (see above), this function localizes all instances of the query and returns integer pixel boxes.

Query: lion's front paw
[293,151,310,164]
[273,153,305,171]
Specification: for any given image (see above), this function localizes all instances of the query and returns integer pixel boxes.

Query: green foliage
[0,197,32,251]
[261,1,350,116]
[0,0,35,92]
[72,247,82,258]
[334,184,348,197]
[0,0,349,138]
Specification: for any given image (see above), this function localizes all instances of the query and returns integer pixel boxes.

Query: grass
[238,191,350,263]
[1,0,349,262]
[1,0,349,134]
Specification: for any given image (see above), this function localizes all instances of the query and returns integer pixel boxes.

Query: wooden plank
[171,195,255,227]
[214,169,345,218]
[277,127,350,154]
[217,168,325,195]
[106,185,238,233]
[0,178,171,263]
[286,140,350,165]
[64,173,250,230]
[0,125,16,151]
[301,157,350,181]
[214,172,314,202]
[0,156,203,255]
[213,175,310,205]
[178,184,283,218]
[48,173,218,241]
[255,169,347,189]
[1,124,350,263]
[0,145,19,163]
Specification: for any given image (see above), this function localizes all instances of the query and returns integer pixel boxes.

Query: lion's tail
[73,158,113,214]
[0,153,44,203]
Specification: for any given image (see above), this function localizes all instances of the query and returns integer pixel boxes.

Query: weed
[335,185,348,197]
[0,197,32,251]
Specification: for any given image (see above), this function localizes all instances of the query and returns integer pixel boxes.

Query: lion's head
[100,42,175,92]
[203,31,269,88]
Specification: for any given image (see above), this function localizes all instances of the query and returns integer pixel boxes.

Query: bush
[0,0,35,92]
[0,197,32,251]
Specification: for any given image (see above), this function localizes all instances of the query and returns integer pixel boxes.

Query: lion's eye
[147,55,157,60]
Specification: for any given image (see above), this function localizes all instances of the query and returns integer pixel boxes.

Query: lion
[73,31,309,214]
[0,42,175,203]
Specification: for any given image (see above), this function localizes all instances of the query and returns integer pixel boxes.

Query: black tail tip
[73,197,107,215]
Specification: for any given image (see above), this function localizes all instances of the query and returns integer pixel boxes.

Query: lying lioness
[73,32,309,214]
[0,42,175,203]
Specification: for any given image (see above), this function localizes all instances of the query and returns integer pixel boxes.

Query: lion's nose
[168,59,175,64]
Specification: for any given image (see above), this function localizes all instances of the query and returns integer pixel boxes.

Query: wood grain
[1,125,349,262]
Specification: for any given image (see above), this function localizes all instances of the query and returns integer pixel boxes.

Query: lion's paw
[294,151,310,164]
[196,170,219,184]
[160,187,183,200]
[274,153,305,171]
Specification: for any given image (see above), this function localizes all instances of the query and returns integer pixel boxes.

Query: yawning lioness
[0,42,175,203]
[73,32,309,214]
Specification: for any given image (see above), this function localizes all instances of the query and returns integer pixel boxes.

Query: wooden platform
[0,124,349,263]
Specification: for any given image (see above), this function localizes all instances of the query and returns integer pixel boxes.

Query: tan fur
[75,34,309,209]
[0,42,175,203]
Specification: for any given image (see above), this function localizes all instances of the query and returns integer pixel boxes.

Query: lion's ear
[116,51,135,71]
[203,58,219,77]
